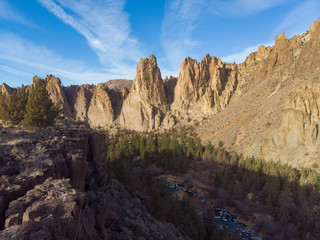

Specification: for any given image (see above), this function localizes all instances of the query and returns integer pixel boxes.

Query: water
[169,181,266,240]
[214,207,264,240]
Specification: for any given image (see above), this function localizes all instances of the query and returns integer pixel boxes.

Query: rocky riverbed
[169,181,266,240]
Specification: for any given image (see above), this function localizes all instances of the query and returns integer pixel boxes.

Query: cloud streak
[37,0,142,77]
[209,0,296,17]
[274,0,320,37]
[0,32,125,86]
[221,41,273,64]
[160,0,295,74]
[0,0,32,26]
[161,0,205,73]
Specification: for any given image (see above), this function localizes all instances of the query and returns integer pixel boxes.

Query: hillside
[0,121,188,240]
[1,17,320,169]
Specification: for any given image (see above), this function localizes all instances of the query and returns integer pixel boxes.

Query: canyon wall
[0,121,188,240]
[2,17,320,167]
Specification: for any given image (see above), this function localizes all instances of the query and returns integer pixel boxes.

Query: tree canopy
[0,86,28,125]
[23,79,60,128]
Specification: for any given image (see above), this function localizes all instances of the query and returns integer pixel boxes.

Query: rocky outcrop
[172,54,238,115]
[256,77,320,167]
[87,84,114,127]
[42,75,73,117]
[0,83,14,99]
[63,84,95,121]
[195,17,320,168]
[119,55,167,131]
[0,121,188,240]
[2,18,320,167]
[2,178,85,240]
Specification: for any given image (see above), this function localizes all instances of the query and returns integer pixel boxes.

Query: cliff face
[196,17,320,168]
[119,55,167,131]
[87,84,114,127]
[172,54,237,115]
[42,75,73,117]
[2,17,320,167]
[0,83,14,99]
[0,121,188,240]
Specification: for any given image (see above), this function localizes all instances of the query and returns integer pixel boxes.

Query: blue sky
[0,0,319,87]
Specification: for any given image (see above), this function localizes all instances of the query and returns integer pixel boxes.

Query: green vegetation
[106,128,320,240]
[106,129,239,240]
[0,86,28,125]
[200,144,320,239]
[0,79,60,128]
[106,129,193,174]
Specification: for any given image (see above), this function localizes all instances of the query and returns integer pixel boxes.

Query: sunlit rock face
[172,54,237,115]
[2,18,320,167]
[119,55,167,131]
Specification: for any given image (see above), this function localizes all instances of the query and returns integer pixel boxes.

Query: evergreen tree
[187,137,196,157]
[204,143,214,159]
[204,207,216,240]
[23,79,60,128]
[0,86,28,125]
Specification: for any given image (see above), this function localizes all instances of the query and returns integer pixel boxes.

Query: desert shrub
[312,162,319,169]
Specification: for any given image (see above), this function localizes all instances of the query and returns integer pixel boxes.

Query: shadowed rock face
[0,121,188,240]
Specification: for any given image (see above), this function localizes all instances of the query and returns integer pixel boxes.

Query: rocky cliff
[0,121,188,240]
[87,84,114,127]
[40,75,73,117]
[2,17,320,168]
[196,17,320,168]
[119,55,167,131]
[172,54,237,116]
[0,83,14,100]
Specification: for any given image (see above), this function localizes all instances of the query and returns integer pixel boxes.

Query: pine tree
[23,78,60,128]
[0,86,28,125]
[187,137,196,157]
[204,207,216,239]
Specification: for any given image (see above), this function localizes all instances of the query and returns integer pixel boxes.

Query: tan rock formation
[257,78,320,167]
[87,84,114,127]
[196,17,320,168]
[2,17,320,168]
[173,54,237,115]
[40,75,73,117]
[0,83,14,99]
[119,55,167,131]
[72,85,94,121]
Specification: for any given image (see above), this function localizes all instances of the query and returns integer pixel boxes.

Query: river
[169,181,267,240]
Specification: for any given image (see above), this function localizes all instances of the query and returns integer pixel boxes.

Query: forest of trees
[105,128,320,240]
[105,129,240,240]
[0,79,60,128]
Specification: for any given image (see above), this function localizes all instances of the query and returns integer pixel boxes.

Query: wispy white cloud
[221,41,273,63]
[161,0,205,73]
[0,65,32,77]
[273,0,320,38]
[210,0,295,17]
[0,32,127,86]
[160,0,295,75]
[37,0,142,77]
[0,0,32,26]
